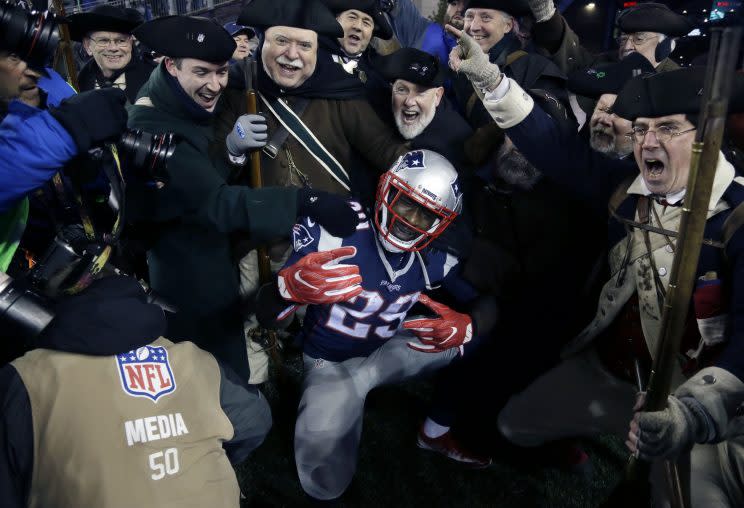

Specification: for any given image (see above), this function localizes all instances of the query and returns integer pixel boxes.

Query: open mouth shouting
[643,157,666,179]
[346,33,362,49]
[400,108,421,125]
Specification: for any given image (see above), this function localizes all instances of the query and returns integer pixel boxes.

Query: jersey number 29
[326,290,418,339]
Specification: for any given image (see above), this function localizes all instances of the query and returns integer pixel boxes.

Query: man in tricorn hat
[320,0,394,101]
[566,51,656,159]
[67,5,153,103]
[375,47,471,168]
[323,0,392,60]
[125,15,359,382]
[450,23,744,504]
[526,1,690,76]
[227,0,407,197]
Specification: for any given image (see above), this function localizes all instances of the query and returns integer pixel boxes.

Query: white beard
[394,106,436,140]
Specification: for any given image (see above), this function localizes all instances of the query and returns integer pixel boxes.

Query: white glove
[226,114,268,156]
[527,0,556,23]
[446,25,502,92]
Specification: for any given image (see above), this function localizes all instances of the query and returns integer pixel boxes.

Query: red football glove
[404,294,473,355]
[277,246,363,305]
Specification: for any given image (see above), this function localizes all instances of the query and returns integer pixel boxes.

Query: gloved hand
[446,25,503,92]
[378,0,396,13]
[49,88,128,153]
[527,0,556,23]
[296,187,361,237]
[404,294,473,355]
[226,113,268,156]
[626,393,710,461]
[627,367,744,460]
[277,246,363,305]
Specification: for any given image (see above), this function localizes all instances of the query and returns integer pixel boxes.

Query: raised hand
[445,24,503,92]
[277,246,363,305]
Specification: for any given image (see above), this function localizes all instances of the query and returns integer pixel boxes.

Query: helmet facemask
[375,171,458,253]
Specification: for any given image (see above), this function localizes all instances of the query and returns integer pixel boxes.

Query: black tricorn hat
[612,66,744,120]
[617,3,691,37]
[464,0,531,17]
[322,0,393,40]
[133,16,236,63]
[238,0,343,39]
[375,48,446,87]
[567,52,656,98]
[67,5,143,42]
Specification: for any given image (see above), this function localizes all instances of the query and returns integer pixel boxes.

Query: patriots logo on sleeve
[403,150,425,169]
[117,346,176,402]
[292,224,315,252]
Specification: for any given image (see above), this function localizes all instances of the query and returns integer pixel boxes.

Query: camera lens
[118,129,178,183]
[0,1,60,70]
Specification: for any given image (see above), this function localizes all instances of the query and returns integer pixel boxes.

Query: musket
[50,0,79,91]
[243,56,273,283]
[602,25,743,508]
[242,55,284,373]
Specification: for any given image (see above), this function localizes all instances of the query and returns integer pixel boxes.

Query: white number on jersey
[148,447,180,480]
[325,290,418,339]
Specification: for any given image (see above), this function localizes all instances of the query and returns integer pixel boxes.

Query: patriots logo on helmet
[117,346,176,402]
[292,224,315,252]
[403,150,425,169]
[451,180,461,199]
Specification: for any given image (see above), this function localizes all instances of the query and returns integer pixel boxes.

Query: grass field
[234,349,629,508]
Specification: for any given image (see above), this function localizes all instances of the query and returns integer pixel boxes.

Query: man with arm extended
[449,25,744,505]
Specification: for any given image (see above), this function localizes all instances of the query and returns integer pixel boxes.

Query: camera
[0,224,177,344]
[118,129,178,185]
[0,0,60,71]
[0,270,55,341]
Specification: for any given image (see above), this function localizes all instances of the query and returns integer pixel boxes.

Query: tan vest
[563,156,740,361]
[11,338,240,508]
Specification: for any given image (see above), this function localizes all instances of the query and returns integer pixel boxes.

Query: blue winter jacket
[0,69,77,214]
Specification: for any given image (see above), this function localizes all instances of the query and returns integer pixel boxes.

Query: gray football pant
[294,335,458,500]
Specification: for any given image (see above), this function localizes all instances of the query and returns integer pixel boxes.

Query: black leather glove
[49,88,128,153]
[296,187,361,238]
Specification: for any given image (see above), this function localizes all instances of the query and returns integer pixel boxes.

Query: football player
[257,149,497,502]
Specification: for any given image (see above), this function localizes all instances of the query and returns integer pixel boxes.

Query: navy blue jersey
[283,204,475,361]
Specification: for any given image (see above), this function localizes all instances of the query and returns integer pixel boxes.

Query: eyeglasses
[88,36,131,49]
[625,126,696,144]
[616,33,659,47]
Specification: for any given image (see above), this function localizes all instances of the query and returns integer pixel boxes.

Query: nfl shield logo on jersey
[117,345,177,402]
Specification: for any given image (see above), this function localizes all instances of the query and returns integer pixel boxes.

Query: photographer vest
[11,338,240,508]
[562,156,743,376]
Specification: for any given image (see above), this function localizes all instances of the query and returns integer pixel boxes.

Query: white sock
[423,417,450,438]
